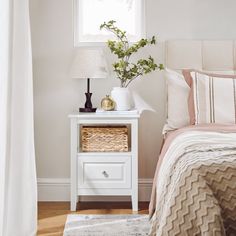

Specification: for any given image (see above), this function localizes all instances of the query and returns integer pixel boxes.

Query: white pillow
[190,71,236,124]
[162,69,190,134]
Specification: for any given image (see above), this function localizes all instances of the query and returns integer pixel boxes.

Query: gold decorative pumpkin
[101,95,115,111]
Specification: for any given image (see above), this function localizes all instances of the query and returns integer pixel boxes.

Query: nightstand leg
[70,196,77,211]
[132,192,138,211]
[131,119,138,212]
[70,117,78,211]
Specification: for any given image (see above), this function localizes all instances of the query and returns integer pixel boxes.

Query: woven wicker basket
[81,126,128,152]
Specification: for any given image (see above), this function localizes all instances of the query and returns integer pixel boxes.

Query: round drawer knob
[102,171,109,178]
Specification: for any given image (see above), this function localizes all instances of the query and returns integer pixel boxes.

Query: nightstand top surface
[68,111,140,119]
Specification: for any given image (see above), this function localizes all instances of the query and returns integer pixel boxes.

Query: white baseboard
[37,178,153,202]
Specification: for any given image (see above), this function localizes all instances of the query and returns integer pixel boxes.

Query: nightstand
[68,112,140,211]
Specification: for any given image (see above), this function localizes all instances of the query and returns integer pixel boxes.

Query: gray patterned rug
[63,214,150,236]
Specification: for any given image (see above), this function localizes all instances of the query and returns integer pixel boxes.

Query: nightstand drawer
[77,155,131,189]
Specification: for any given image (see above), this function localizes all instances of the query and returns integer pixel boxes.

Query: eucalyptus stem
[100,20,164,87]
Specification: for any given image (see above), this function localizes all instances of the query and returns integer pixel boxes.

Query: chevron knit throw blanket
[150,130,236,236]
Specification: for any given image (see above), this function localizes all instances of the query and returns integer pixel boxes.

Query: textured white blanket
[150,130,236,236]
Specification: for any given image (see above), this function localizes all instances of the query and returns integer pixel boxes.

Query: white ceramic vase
[111,87,132,111]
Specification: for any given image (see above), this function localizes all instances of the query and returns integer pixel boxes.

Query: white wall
[30,0,236,183]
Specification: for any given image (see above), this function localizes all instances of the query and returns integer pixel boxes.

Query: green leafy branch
[100,20,164,87]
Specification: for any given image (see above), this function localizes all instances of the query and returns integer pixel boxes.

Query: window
[74,0,145,45]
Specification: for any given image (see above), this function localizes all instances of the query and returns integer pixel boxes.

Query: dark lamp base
[79,107,97,113]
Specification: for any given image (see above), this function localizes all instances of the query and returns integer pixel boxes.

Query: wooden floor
[38,202,149,236]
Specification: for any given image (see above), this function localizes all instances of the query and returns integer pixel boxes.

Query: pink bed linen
[149,124,236,217]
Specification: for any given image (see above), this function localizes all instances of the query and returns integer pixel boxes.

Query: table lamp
[70,48,108,112]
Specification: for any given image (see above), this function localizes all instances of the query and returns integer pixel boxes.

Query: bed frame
[165,40,236,71]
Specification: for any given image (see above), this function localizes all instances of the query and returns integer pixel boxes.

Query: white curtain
[0,0,37,235]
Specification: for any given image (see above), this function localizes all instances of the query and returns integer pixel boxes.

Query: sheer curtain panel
[0,0,37,235]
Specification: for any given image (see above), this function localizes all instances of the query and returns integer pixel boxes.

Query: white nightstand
[69,112,140,211]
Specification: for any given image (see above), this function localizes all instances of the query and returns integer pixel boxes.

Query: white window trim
[73,0,146,47]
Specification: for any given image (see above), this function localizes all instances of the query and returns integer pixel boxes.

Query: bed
[149,41,236,236]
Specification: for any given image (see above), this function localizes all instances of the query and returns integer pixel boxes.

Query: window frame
[73,0,146,47]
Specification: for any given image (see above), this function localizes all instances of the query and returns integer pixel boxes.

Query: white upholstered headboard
[165,40,236,71]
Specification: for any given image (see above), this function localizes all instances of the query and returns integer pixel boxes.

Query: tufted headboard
[165,40,236,71]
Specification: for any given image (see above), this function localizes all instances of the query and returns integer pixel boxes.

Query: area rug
[63,214,150,236]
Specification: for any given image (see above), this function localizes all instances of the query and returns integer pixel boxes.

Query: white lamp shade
[70,48,108,79]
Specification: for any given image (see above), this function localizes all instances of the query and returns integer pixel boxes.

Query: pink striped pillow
[183,70,236,125]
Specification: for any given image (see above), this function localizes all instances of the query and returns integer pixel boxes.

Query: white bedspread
[150,128,236,236]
